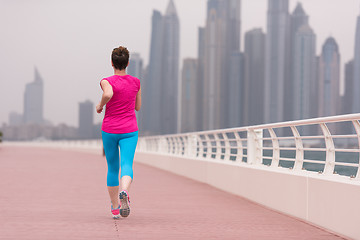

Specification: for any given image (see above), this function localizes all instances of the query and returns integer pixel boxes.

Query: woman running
[96,46,141,219]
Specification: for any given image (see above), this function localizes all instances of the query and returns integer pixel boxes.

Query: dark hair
[111,46,129,70]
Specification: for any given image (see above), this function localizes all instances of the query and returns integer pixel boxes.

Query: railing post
[214,133,222,159]
[197,135,204,158]
[291,126,304,171]
[222,133,230,161]
[159,138,167,154]
[320,123,335,175]
[234,132,244,162]
[268,128,280,168]
[352,120,360,179]
[186,134,197,157]
[247,129,263,165]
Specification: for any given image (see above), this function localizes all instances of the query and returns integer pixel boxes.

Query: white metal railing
[137,113,360,180]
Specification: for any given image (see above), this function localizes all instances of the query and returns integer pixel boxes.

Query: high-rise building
[227,52,245,128]
[293,24,316,121]
[24,67,44,125]
[353,11,360,113]
[285,3,309,121]
[343,60,355,134]
[343,60,354,115]
[143,0,179,135]
[310,56,321,119]
[127,53,143,131]
[318,37,341,117]
[202,0,241,130]
[181,58,198,133]
[244,28,265,126]
[161,0,180,134]
[197,27,206,131]
[78,100,94,139]
[229,51,246,128]
[143,10,163,135]
[264,0,290,124]
[127,53,143,79]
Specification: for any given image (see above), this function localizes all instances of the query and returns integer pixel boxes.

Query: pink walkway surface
[0,146,348,240]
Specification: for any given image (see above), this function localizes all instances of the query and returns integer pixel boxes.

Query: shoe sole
[119,192,130,217]
[112,214,120,219]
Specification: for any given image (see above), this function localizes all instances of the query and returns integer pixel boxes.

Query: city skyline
[1,0,359,127]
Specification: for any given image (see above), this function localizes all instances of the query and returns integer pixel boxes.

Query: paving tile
[0,146,347,240]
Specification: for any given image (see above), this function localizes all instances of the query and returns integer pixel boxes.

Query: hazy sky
[1,0,359,126]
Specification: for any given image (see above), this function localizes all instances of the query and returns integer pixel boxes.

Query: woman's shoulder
[102,75,118,81]
[125,75,140,85]
[126,74,139,80]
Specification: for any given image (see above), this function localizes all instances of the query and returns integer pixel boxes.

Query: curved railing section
[138,113,360,180]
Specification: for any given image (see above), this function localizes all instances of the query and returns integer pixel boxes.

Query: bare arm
[135,88,142,111]
[96,80,113,113]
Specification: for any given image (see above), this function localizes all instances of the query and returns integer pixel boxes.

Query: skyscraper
[285,3,309,121]
[227,52,245,128]
[318,37,341,117]
[293,24,316,121]
[181,58,198,133]
[24,67,44,125]
[264,0,290,124]
[78,100,94,139]
[343,60,354,115]
[197,27,206,131]
[143,10,164,135]
[343,60,354,133]
[202,0,241,130]
[127,53,143,79]
[127,53,144,131]
[161,0,180,134]
[353,11,360,113]
[143,0,179,135]
[244,28,265,126]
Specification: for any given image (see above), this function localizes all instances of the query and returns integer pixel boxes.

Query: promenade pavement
[0,146,348,239]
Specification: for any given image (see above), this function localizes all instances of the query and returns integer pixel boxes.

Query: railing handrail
[141,113,360,139]
[138,113,360,180]
[247,113,360,130]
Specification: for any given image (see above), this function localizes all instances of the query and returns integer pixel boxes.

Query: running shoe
[111,205,120,219]
[119,190,130,217]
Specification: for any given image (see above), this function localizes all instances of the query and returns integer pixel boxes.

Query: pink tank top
[100,75,140,134]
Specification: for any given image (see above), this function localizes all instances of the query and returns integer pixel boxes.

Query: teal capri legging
[102,130,138,187]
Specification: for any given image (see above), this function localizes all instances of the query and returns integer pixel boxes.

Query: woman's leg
[118,131,138,192]
[102,131,121,208]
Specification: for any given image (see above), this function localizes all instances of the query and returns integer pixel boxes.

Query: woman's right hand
[96,103,103,113]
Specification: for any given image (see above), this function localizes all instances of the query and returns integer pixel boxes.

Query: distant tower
[265,0,290,124]
[227,51,245,128]
[318,37,341,117]
[127,52,143,131]
[23,67,44,124]
[244,28,266,126]
[78,100,94,139]
[197,27,206,131]
[161,0,180,134]
[143,0,180,135]
[285,2,309,121]
[353,10,360,113]
[293,24,316,121]
[202,0,241,130]
[143,10,163,135]
[181,58,198,133]
[127,53,143,79]
[343,60,354,115]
